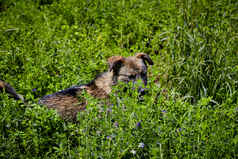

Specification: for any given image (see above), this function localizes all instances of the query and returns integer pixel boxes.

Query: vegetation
[0,0,237,158]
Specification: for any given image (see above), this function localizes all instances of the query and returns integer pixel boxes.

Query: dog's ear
[107,56,125,72]
[135,53,154,65]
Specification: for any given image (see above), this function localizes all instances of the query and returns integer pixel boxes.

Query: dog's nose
[138,87,148,96]
[138,87,148,101]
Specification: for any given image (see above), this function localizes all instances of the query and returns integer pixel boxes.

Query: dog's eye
[129,75,136,79]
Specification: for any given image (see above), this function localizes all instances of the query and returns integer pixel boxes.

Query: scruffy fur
[0,53,153,120]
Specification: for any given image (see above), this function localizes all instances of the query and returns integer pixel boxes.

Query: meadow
[0,0,237,158]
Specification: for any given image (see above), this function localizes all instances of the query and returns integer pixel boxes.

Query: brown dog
[0,53,153,120]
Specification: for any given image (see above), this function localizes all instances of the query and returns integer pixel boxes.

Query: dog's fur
[0,53,153,120]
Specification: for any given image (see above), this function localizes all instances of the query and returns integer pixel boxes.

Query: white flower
[130,149,136,155]
[138,142,145,148]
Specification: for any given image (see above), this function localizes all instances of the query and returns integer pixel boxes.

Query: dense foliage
[0,0,237,158]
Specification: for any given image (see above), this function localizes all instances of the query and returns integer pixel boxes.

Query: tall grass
[165,0,238,103]
[0,0,237,158]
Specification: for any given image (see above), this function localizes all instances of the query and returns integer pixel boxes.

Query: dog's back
[38,85,87,120]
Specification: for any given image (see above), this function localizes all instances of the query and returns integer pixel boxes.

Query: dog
[0,53,153,120]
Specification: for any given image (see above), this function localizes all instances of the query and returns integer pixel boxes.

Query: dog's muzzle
[138,87,149,101]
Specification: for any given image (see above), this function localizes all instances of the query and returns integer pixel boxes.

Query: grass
[0,0,238,158]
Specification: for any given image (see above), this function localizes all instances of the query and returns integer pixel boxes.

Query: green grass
[0,0,238,158]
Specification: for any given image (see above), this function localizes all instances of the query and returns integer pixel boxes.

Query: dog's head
[108,53,153,88]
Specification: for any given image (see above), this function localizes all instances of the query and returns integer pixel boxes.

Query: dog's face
[108,53,153,87]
